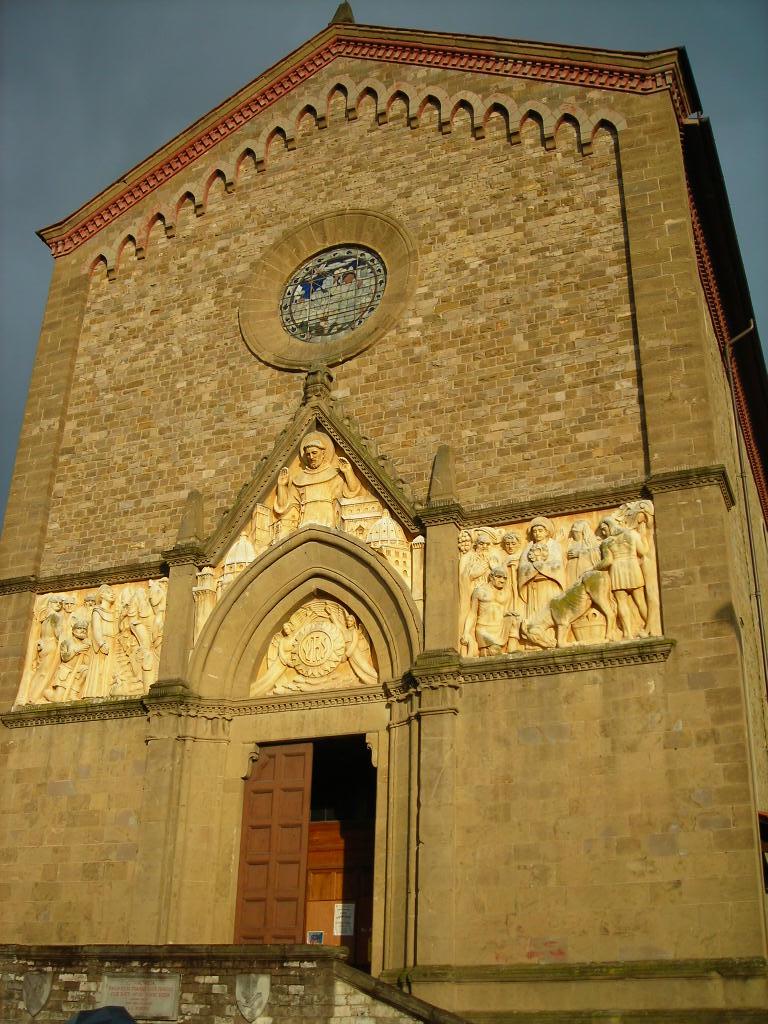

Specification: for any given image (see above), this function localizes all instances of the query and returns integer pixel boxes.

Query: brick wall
[0,945,464,1024]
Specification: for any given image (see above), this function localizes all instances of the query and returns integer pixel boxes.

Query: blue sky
[1,0,766,529]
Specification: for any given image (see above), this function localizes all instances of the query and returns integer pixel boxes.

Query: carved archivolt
[15,580,167,707]
[459,500,660,656]
[193,429,423,643]
[251,597,378,698]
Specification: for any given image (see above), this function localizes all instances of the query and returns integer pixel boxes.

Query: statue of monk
[273,430,361,531]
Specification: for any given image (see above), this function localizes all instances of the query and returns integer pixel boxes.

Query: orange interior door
[234,742,313,943]
[305,820,374,967]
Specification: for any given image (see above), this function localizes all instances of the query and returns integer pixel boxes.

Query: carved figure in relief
[118,587,156,691]
[566,520,601,586]
[149,578,168,645]
[16,579,169,707]
[60,595,76,645]
[325,601,378,686]
[518,518,565,615]
[522,569,617,649]
[83,585,117,698]
[26,596,65,704]
[250,598,378,698]
[462,567,518,657]
[501,531,522,614]
[594,516,649,638]
[273,430,361,531]
[617,500,661,635]
[458,528,500,655]
[53,615,93,702]
[457,530,474,625]
[250,622,298,696]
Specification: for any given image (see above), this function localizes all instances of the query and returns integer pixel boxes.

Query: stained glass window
[280,245,386,342]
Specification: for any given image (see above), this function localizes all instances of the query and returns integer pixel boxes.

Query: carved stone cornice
[2,684,392,730]
[382,956,768,985]
[0,562,166,597]
[460,637,674,682]
[1,697,146,729]
[458,465,734,528]
[646,464,735,509]
[161,542,207,568]
[39,25,696,258]
[416,501,465,528]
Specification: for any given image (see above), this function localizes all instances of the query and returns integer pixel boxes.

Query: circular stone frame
[239,210,418,370]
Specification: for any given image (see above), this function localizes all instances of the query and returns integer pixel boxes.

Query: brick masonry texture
[0,717,148,943]
[0,947,453,1024]
[34,64,648,575]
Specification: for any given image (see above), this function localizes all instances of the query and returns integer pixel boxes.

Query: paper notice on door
[333,902,355,936]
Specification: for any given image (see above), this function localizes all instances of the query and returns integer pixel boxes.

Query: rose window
[280,245,386,342]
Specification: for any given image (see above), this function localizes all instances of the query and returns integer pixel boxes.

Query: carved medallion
[22,971,52,1018]
[292,619,345,677]
[236,973,270,1022]
[250,598,378,698]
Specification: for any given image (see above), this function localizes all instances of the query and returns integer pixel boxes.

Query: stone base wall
[0,945,467,1024]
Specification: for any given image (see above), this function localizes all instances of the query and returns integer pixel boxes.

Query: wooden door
[305,820,374,968]
[234,743,313,943]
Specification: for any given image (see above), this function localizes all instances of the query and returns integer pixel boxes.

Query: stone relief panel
[459,500,660,656]
[193,429,423,642]
[250,598,378,698]
[15,580,167,707]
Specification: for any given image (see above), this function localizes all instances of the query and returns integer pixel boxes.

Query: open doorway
[306,736,376,970]
[234,735,376,971]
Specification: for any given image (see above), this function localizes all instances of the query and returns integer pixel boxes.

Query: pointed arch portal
[188,526,421,701]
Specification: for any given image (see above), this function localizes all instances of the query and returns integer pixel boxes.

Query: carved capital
[161,543,207,567]
[242,745,262,779]
[458,636,675,683]
[146,678,189,703]
[417,501,465,527]
[144,701,233,743]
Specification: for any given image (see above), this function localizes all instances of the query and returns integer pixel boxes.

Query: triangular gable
[206,368,418,569]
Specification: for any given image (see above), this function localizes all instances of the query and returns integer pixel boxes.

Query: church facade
[2,10,768,1022]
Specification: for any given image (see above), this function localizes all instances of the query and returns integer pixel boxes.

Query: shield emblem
[22,971,53,1018]
[235,973,270,1022]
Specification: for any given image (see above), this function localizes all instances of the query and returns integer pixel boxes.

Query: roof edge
[37,21,697,251]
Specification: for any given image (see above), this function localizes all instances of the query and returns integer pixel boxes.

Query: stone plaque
[99,974,181,1020]
[22,971,52,1017]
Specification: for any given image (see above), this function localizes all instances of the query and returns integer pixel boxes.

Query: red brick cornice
[687,186,768,519]
[38,28,694,258]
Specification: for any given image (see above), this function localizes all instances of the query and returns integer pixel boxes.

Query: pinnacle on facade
[330,2,355,26]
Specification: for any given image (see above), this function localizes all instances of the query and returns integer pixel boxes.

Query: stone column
[131,702,233,942]
[411,657,461,968]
